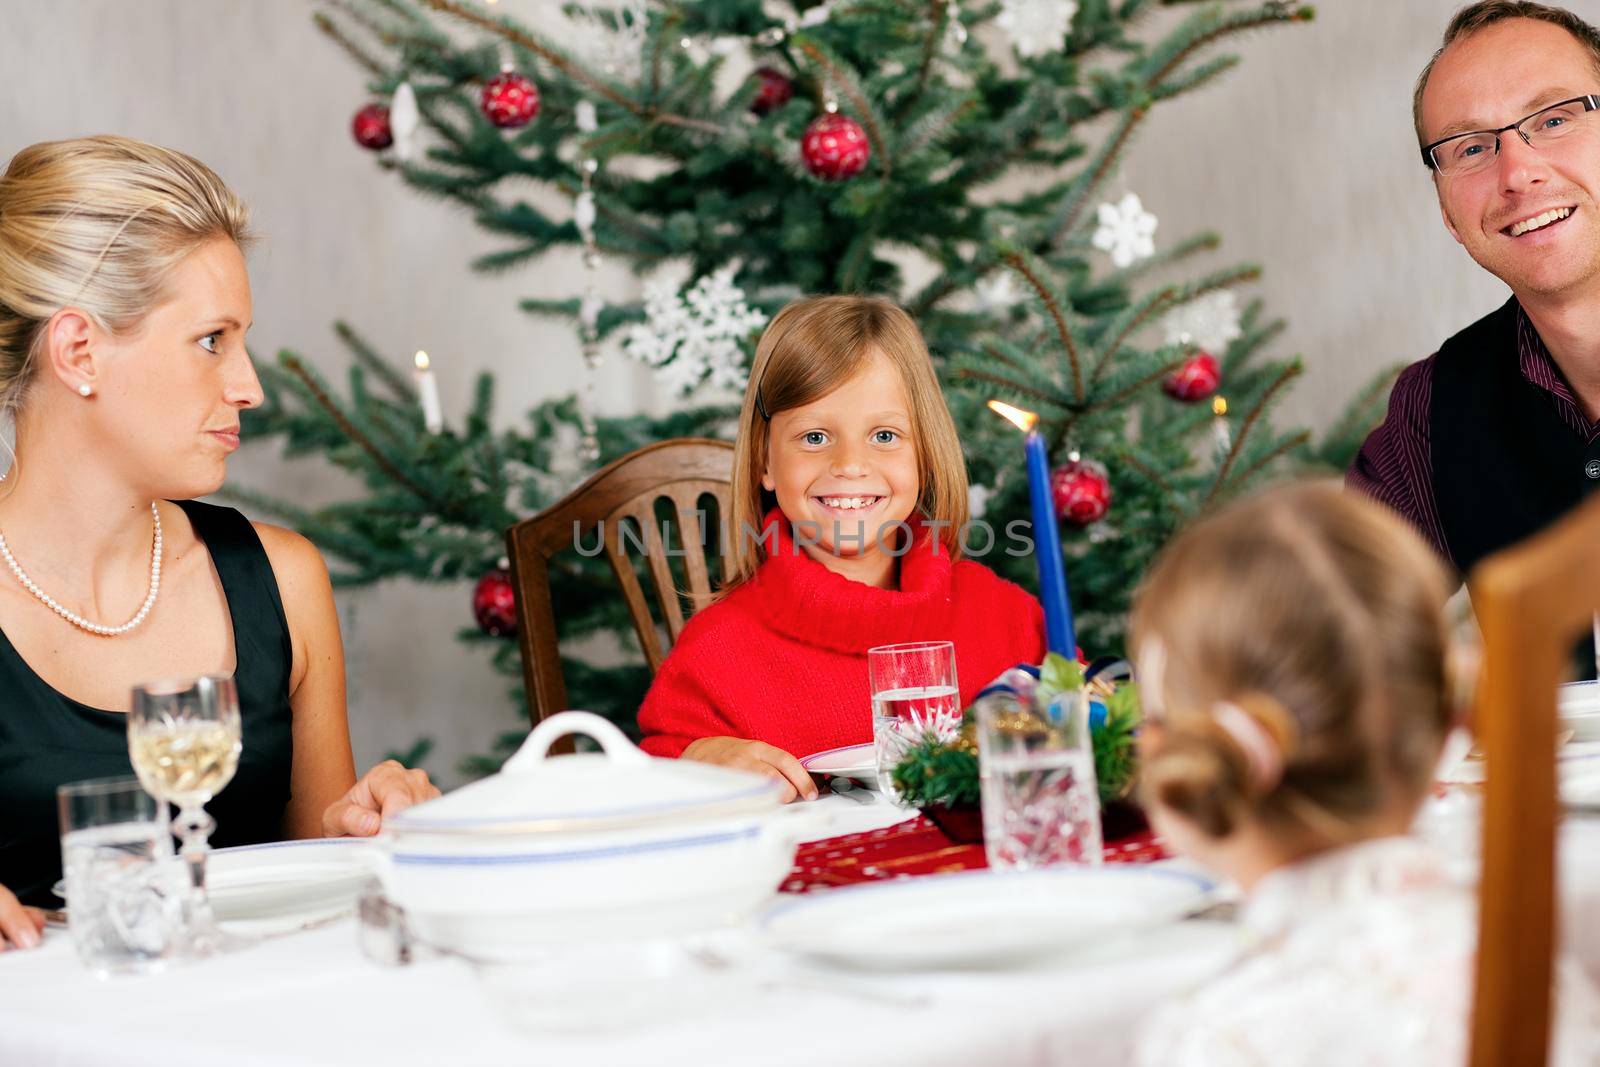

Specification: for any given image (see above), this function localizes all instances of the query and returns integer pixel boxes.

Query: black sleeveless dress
[0,500,295,906]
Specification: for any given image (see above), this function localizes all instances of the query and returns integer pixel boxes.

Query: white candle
[1210,395,1231,462]
[414,350,444,434]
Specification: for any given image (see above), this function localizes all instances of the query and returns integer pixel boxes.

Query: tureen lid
[387,711,784,836]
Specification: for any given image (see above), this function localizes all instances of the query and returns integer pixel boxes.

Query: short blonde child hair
[723,295,968,590]
[0,135,252,425]
[1129,481,1454,843]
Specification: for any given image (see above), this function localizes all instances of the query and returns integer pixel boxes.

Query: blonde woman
[0,136,438,949]
[636,295,1046,799]
[1128,482,1599,1066]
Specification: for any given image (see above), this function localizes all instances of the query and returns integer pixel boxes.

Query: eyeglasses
[1422,94,1600,176]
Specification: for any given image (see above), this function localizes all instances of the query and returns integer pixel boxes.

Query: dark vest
[1431,296,1600,678]
[0,500,295,906]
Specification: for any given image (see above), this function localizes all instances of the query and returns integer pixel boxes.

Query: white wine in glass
[128,722,240,806]
[128,675,243,956]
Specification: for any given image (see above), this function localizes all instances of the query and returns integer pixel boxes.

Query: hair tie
[1211,701,1284,793]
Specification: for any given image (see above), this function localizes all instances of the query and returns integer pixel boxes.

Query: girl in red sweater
[637,295,1045,799]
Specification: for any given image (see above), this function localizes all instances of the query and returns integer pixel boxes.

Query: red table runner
[782,816,1167,893]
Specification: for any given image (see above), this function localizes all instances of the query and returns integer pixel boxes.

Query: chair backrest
[504,438,735,726]
[1466,493,1600,1067]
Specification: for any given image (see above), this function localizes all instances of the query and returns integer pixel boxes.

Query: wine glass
[127,674,243,955]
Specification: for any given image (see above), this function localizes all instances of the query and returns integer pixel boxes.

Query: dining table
[3,781,1598,1067]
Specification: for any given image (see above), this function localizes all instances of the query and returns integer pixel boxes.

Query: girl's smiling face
[761,348,921,568]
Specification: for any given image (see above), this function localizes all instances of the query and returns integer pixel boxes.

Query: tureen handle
[502,710,651,772]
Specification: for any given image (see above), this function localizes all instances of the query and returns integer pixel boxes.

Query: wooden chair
[504,438,735,728]
[1467,492,1600,1067]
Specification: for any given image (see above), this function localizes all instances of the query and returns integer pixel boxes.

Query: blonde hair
[0,136,252,427]
[1129,482,1454,843]
[723,294,969,590]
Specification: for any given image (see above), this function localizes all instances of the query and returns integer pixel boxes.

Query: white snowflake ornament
[968,482,994,520]
[622,266,769,396]
[974,271,1023,313]
[1091,192,1158,269]
[563,0,650,80]
[997,0,1079,59]
[796,3,835,28]
[1162,290,1243,354]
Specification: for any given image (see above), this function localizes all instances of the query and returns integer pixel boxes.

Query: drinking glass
[57,776,180,976]
[127,674,243,955]
[977,686,1103,869]
[868,641,961,800]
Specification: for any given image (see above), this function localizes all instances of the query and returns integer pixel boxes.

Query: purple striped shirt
[1347,304,1600,571]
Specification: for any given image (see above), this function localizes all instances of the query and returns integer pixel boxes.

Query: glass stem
[176,803,215,926]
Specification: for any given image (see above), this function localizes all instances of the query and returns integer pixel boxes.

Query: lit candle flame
[1212,395,1227,417]
[987,399,1038,433]
[414,350,431,371]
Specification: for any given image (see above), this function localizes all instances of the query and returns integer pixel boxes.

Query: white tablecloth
[2,795,1596,1067]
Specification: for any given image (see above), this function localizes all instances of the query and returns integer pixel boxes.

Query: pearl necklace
[0,503,163,636]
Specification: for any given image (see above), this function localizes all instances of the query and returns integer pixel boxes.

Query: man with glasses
[1351,4,1600,648]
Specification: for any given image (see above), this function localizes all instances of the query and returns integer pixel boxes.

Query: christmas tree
[243,0,1393,776]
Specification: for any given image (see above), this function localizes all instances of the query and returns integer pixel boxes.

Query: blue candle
[989,401,1076,658]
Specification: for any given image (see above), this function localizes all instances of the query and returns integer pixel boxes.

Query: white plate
[207,838,375,924]
[799,743,877,781]
[760,865,1213,971]
[1561,682,1600,741]
[1562,748,1600,812]
[1443,742,1600,788]
[1565,766,1600,813]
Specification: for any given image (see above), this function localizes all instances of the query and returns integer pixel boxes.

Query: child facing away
[1128,482,1599,1067]
[636,294,1045,799]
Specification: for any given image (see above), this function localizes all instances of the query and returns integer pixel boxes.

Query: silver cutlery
[828,777,876,805]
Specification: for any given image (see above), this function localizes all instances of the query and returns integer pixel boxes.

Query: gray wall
[0,0,1510,784]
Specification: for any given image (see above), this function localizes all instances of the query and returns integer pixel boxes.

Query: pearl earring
[77,383,92,397]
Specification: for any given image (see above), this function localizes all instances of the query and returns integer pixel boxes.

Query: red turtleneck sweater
[637,511,1046,759]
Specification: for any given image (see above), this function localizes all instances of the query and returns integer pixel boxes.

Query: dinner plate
[799,743,878,782]
[207,838,376,926]
[1560,747,1600,813]
[1443,742,1600,787]
[1561,681,1600,741]
[760,864,1213,971]
[1564,766,1600,813]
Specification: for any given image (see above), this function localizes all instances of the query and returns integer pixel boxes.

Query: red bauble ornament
[481,70,541,128]
[750,67,794,116]
[1051,458,1112,526]
[1163,351,1222,403]
[801,113,871,181]
[473,568,519,638]
[351,104,393,150]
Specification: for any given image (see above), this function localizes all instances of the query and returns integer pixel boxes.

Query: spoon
[829,777,875,805]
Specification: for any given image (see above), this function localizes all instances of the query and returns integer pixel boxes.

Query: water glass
[977,687,1103,869]
[868,641,961,799]
[57,776,179,977]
